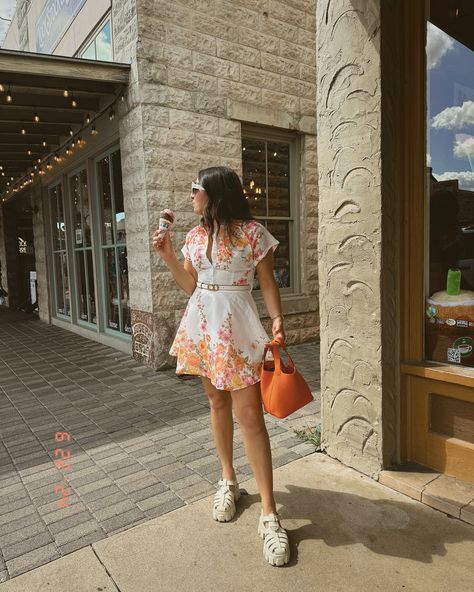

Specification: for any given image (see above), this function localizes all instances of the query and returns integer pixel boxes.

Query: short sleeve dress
[169,220,279,391]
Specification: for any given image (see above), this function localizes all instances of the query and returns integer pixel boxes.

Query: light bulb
[6,90,12,103]
[91,126,98,135]
[63,89,69,97]
[27,148,32,156]
[71,98,77,108]
[21,127,26,135]
[85,114,91,124]
[69,127,73,136]
[42,140,47,147]
[109,109,115,120]
[34,112,40,122]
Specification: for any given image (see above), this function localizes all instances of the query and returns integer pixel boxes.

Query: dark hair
[198,166,253,240]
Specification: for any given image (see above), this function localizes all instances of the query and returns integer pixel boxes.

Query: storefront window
[70,169,96,325]
[425,10,474,367]
[242,132,295,290]
[97,150,130,335]
[49,183,70,317]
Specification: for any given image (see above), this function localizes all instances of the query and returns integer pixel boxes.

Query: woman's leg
[230,381,276,516]
[200,377,237,484]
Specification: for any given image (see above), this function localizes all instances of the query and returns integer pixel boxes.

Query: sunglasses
[191,181,205,193]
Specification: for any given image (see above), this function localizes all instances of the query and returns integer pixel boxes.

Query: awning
[0,49,130,201]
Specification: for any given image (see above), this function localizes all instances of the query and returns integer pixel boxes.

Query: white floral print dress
[169,220,279,391]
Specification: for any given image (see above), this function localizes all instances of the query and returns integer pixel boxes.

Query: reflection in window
[97,149,130,335]
[425,15,474,367]
[50,184,70,317]
[243,134,293,290]
[79,19,113,62]
[70,170,96,325]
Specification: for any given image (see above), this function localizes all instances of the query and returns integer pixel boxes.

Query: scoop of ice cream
[160,209,175,223]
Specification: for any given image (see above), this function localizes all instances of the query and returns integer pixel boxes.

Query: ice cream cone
[156,209,175,242]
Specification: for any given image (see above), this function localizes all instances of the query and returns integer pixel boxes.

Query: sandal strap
[218,479,238,486]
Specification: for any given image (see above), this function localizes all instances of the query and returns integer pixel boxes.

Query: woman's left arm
[256,249,286,344]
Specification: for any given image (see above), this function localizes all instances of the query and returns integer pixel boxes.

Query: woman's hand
[152,229,175,265]
[272,315,286,345]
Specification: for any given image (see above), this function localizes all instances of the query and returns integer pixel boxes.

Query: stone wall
[0,205,8,305]
[316,0,399,477]
[31,184,51,323]
[123,0,319,368]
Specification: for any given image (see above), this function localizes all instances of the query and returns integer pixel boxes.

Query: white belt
[196,281,251,291]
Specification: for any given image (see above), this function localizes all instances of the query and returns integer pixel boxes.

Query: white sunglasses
[191,181,205,192]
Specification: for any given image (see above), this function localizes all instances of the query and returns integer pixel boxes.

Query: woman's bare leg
[200,377,237,486]
[230,381,276,517]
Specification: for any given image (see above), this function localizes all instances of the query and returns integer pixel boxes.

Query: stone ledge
[379,463,474,526]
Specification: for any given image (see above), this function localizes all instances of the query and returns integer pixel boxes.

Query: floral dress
[169,220,279,391]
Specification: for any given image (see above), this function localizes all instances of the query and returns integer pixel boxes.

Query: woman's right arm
[153,231,196,296]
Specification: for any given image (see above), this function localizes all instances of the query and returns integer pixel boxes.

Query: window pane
[118,246,131,334]
[81,41,96,60]
[98,155,114,245]
[50,187,61,251]
[71,174,83,247]
[96,20,113,62]
[104,247,119,331]
[76,251,88,321]
[87,250,97,324]
[267,141,290,217]
[80,169,91,246]
[266,220,290,288]
[55,252,70,316]
[425,19,474,367]
[242,138,267,216]
[112,150,126,244]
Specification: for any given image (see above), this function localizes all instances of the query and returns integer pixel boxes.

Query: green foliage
[294,423,321,451]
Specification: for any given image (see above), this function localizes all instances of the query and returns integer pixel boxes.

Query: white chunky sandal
[213,479,241,522]
[257,510,290,566]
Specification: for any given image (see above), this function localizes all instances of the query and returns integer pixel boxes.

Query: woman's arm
[256,249,286,344]
[152,231,196,297]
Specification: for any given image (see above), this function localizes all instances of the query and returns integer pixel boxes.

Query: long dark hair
[198,166,253,241]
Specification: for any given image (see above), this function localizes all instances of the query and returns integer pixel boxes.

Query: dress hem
[174,369,261,392]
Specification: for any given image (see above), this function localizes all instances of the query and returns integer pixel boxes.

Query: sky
[0,0,16,45]
[427,22,474,191]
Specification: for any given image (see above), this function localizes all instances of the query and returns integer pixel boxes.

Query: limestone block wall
[126,0,319,368]
[31,184,51,323]
[316,0,399,476]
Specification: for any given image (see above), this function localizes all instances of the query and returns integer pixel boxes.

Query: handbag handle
[263,339,295,375]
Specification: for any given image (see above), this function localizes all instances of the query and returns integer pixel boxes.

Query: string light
[6,85,12,103]
[4,88,125,201]
[27,148,32,156]
[0,84,4,92]
[71,94,77,108]
[63,89,69,97]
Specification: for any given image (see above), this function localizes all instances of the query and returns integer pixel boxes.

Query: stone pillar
[31,183,51,323]
[0,204,9,305]
[316,0,400,477]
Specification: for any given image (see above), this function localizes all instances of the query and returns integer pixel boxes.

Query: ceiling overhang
[0,49,130,201]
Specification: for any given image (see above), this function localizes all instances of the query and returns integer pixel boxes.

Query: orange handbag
[260,339,314,419]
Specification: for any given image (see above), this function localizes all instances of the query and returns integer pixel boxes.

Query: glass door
[70,169,97,325]
[97,149,130,335]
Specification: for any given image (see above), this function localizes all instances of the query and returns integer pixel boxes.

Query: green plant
[294,423,321,451]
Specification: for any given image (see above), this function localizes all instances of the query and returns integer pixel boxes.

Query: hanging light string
[2,88,126,202]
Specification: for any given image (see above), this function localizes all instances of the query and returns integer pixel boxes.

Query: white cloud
[427,22,454,70]
[427,153,432,166]
[454,135,474,159]
[431,101,474,130]
[0,0,16,45]
[433,171,474,191]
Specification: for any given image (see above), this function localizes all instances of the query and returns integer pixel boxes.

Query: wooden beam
[0,134,60,145]
[0,91,100,112]
[0,50,130,89]
[0,122,76,134]
[0,109,84,124]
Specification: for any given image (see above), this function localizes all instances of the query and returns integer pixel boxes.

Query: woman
[152,166,290,567]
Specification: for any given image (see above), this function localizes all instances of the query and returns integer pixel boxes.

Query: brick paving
[0,309,320,582]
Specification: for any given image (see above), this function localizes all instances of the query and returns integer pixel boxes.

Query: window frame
[241,124,302,296]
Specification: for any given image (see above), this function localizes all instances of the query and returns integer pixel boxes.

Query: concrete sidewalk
[1,453,473,592]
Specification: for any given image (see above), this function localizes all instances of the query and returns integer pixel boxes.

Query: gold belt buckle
[211,283,219,291]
